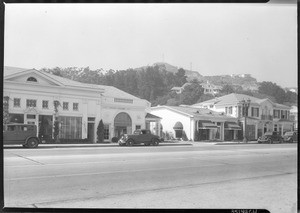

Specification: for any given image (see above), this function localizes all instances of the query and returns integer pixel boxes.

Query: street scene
[4,142,297,213]
[3,1,297,213]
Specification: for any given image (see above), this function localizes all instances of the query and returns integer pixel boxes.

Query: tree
[3,96,9,124]
[179,83,204,105]
[220,84,234,94]
[175,68,187,86]
[97,119,104,143]
[258,81,286,104]
[53,100,61,142]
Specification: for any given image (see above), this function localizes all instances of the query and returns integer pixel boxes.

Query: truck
[3,124,40,148]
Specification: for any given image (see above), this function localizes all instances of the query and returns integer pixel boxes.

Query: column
[255,123,258,139]
[36,114,39,137]
[190,120,197,141]
[221,122,225,141]
[82,101,88,139]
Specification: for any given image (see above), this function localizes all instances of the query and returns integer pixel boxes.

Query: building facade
[150,105,241,141]
[191,93,293,140]
[3,67,159,143]
[200,82,222,96]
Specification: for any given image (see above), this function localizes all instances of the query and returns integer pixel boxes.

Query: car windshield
[264,132,273,136]
[133,130,140,135]
[284,132,294,136]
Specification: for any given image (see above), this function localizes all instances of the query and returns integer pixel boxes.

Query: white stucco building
[151,105,241,141]
[3,67,160,143]
[191,93,293,140]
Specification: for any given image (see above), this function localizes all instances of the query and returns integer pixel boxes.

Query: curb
[4,142,193,149]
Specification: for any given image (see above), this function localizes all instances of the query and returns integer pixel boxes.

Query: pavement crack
[13,153,45,165]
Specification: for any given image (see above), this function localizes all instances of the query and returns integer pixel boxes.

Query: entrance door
[115,126,127,138]
[87,123,94,142]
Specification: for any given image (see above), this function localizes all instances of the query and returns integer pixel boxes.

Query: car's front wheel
[126,139,134,146]
[279,138,283,143]
[290,139,293,143]
[151,138,159,146]
[26,138,39,148]
[268,138,272,144]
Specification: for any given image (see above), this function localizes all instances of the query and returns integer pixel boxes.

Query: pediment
[4,69,64,87]
[256,99,275,107]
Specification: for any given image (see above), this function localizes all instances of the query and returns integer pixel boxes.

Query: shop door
[87,123,94,142]
[199,129,209,140]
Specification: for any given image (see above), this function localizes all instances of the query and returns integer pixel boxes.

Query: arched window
[27,77,37,82]
[114,112,132,127]
[173,121,183,138]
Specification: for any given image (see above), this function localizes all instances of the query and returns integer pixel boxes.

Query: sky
[4,2,297,88]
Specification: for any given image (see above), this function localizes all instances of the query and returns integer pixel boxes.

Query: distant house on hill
[171,81,221,95]
[171,83,192,94]
[200,81,222,95]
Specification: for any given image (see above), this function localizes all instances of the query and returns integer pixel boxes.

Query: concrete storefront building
[3,67,160,143]
[150,105,241,141]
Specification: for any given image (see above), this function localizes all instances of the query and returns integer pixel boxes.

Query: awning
[173,122,183,130]
[225,122,241,130]
[198,120,218,129]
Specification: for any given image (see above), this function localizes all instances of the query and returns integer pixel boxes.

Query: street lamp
[240,98,251,143]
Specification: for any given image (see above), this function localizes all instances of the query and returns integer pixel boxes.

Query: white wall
[150,108,193,140]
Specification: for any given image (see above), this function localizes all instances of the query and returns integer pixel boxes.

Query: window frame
[13,98,21,108]
[73,103,79,111]
[42,100,49,109]
[26,99,37,107]
[63,102,69,111]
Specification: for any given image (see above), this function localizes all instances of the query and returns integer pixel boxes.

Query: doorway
[87,123,95,143]
[114,112,132,138]
[115,126,127,138]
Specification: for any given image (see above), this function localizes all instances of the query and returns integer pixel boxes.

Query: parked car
[3,124,40,148]
[282,131,298,143]
[257,131,283,144]
[118,129,160,146]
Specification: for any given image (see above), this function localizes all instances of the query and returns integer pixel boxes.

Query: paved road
[3,143,297,212]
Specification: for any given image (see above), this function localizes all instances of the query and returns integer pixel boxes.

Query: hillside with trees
[40,63,297,107]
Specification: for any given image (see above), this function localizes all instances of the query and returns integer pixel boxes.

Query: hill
[135,62,258,91]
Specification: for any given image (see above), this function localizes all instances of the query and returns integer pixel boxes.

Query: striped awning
[198,120,218,129]
[225,122,241,130]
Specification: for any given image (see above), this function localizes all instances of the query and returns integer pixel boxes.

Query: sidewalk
[214,140,258,145]
[4,140,258,149]
[4,141,193,149]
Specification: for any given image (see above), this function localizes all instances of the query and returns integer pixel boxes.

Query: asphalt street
[3,142,297,212]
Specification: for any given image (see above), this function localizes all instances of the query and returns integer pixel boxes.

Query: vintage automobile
[282,131,298,143]
[3,124,40,148]
[118,129,160,146]
[257,131,283,144]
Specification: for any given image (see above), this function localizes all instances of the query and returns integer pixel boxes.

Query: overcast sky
[4,3,297,88]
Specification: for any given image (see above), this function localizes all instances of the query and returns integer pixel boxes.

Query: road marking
[12,153,44,165]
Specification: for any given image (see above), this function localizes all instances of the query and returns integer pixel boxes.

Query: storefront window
[59,116,82,139]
